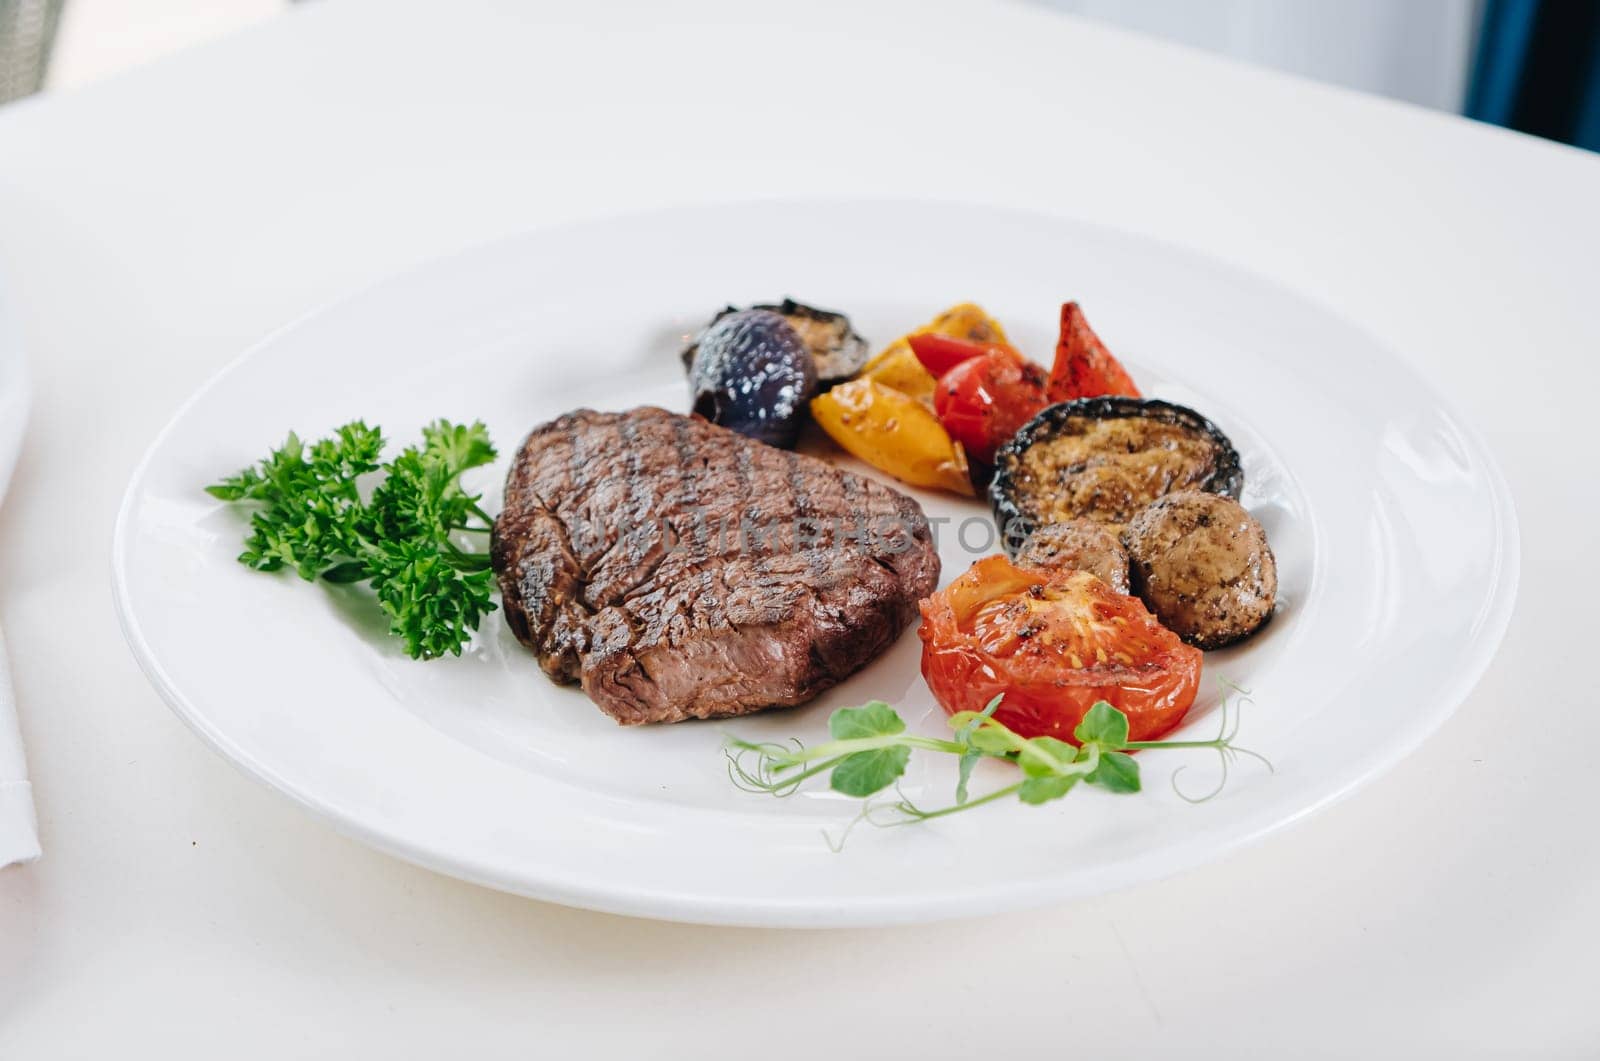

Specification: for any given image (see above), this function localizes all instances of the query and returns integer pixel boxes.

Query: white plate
[112,201,1518,927]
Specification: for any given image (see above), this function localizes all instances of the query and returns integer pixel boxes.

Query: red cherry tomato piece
[931,346,1050,465]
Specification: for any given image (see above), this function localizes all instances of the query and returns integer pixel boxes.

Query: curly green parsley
[206,419,498,659]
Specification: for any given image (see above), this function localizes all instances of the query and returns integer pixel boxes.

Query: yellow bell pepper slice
[811,379,974,496]
[860,303,1011,405]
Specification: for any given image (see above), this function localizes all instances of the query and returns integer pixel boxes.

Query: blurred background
[1,0,1596,151]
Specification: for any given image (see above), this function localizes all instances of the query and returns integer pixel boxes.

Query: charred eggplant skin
[990,396,1244,553]
[753,299,869,386]
[683,298,868,387]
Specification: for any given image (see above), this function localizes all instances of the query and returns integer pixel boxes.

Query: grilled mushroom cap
[1013,520,1131,593]
[990,397,1243,550]
[1122,490,1276,649]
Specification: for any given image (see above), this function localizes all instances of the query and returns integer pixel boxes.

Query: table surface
[1,1,1596,1056]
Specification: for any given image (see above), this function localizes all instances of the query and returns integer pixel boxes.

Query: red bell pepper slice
[908,332,1009,379]
[1047,302,1140,401]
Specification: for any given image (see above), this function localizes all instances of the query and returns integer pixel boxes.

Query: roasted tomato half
[918,555,1202,742]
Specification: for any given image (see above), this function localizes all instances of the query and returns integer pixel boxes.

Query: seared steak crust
[492,407,940,724]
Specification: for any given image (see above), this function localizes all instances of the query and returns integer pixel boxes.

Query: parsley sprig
[206,420,498,660]
[727,692,1267,848]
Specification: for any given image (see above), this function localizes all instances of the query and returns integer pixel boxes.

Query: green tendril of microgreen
[726,682,1269,849]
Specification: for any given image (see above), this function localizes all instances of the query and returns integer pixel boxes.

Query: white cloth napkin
[0,297,38,867]
[0,624,39,867]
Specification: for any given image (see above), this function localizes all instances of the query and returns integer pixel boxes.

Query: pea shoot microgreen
[206,419,498,660]
[726,690,1268,848]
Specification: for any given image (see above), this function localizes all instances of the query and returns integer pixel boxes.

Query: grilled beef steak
[492,407,941,724]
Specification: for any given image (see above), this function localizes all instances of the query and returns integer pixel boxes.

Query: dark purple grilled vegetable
[990,397,1243,550]
[684,298,868,388]
[686,308,817,449]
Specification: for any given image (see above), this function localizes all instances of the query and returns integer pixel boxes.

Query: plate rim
[110,197,1522,926]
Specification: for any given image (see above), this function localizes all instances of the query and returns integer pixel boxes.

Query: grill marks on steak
[492,407,941,724]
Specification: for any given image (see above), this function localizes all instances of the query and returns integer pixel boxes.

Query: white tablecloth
[0,293,36,869]
[0,627,40,868]
[0,1,1596,1055]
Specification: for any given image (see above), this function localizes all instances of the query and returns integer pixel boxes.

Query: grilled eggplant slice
[753,299,869,386]
[683,299,868,388]
[991,397,1243,549]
